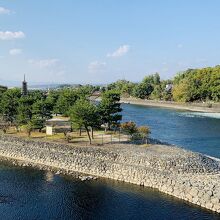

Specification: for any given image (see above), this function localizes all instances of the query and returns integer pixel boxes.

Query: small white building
[46,118,71,135]
[46,125,54,136]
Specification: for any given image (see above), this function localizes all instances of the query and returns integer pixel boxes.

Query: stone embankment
[0,135,220,213]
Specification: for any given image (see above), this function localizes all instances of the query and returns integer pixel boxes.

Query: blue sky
[0,0,220,85]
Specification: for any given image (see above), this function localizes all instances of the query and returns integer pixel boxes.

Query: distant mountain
[0,79,65,89]
[0,79,107,89]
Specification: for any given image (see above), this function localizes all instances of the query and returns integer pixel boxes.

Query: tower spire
[22,75,28,96]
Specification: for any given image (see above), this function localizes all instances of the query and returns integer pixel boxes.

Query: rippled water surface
[1,104,220,219]
[0,163,219,220]
[122,104,220,158]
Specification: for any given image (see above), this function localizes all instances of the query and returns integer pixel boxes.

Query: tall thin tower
[22,74,28,96]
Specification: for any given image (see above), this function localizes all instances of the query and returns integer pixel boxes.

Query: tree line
[0,86,122,144]
[107,65,220,102]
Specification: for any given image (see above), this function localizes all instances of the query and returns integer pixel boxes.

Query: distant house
[165,84,173,93]
[46,118,71,135]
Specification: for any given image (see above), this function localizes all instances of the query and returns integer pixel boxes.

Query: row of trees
[107,73,172,101]
[0,89,54,135]
[69,90,122,144]
[107,65,220,102]
[172,66,220,102]
[0,87,122,144]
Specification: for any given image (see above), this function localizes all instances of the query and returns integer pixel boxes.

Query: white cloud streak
[28,59,60,68]
[0,7,10,15]
[9,48,22,56]
[107,45,130,58]
[0,31,25,40]
[88,61,106,73]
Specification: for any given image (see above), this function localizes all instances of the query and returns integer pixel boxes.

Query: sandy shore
[121,98,220,113]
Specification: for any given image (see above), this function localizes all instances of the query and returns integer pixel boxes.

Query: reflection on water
[0,162,219,220]
[122,104,220,158]
[44,171,54,182]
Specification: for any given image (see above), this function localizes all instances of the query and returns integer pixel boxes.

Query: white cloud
[28,59,60,68]
[0,7,10,15]
[88,61,106,73]
[9,48,22,56]
[0,31,25,40]
[107,45,130,58]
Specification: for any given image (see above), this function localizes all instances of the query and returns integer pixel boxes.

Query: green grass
[4,128,129,145]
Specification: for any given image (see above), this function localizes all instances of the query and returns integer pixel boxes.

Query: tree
[69,99,100,144]
[137,126,151,143]
[150,85,163,100]
[16,96,34,126]
[98,90,122,131]
[0,86,7,99]
[121,121,137,137]
[45,90,60,114]
[132,82,154,99]
[23,121,34,137]
[171,66,220,102]
[55,89,79,116]
[0,117,10,134]
[107,80,135,97]
[31,99,53,131]
[0,88,21,125]
[172,78,190,102]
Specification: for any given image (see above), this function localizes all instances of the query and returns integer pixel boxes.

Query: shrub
[137,126,150,137]
[121,121,137,136]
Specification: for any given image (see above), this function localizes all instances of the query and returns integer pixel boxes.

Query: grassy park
[4,127,130,145]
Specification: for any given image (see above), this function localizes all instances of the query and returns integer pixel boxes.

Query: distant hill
[0,78,106,90]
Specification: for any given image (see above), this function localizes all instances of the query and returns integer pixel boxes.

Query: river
[0,162,219,220]
[122,103,220,158]
[0,104,220,219]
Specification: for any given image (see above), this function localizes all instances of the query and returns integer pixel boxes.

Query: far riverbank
[121,98,220,113]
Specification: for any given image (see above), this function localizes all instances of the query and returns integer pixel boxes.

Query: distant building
[22,75,28,96]
[165,84,173,93]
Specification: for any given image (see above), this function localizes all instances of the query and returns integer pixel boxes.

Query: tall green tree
[0,88,21,124]
[55,89,79,116]
[31,99,53,131]
[132,73,160,99]
[172,66,220,102]
[98,90,122,130]
[16,96,34,126]
[69,99,100,144]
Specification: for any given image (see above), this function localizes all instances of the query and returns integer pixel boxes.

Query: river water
[0,104,220,219]
[122,104,220,159]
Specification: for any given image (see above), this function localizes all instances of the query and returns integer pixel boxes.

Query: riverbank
[121,98,220,113]
[0,135,220,213]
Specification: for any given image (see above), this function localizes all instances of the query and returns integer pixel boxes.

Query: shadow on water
[0,163,218,220]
